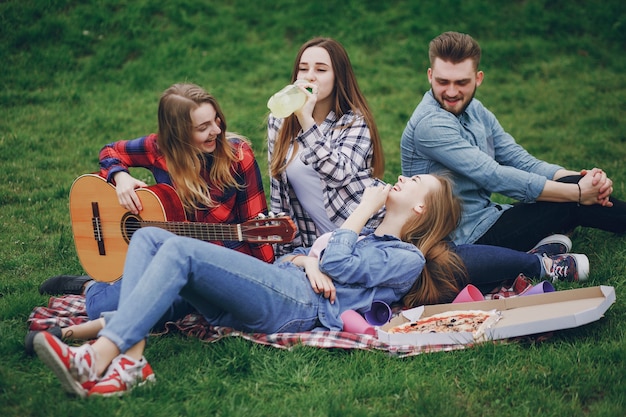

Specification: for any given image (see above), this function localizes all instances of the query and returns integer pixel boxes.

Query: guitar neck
[142,220,243,242]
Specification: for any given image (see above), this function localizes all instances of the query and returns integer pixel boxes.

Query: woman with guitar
[39,83,275,322]
[33,174,468,397]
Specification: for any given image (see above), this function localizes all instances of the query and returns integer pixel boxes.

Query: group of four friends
[29,32,625,398]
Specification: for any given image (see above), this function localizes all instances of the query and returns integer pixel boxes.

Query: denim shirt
[400,90,562,244]
[282,228,425,331]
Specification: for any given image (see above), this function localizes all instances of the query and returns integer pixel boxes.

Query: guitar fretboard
[139,220,242,242]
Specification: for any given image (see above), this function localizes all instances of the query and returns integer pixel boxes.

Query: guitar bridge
[91,202,106,256]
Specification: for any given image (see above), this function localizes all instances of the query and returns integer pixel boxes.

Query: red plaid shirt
[99,134,274,263]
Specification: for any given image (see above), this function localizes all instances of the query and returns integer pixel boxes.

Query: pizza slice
[387,309,501,340]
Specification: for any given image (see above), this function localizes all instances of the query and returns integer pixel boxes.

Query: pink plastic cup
[364,300,392,326]
[340,310,376,336]
[523,280,555,296]
[452,284,484,303]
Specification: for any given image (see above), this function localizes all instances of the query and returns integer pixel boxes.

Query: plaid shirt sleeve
[268,116,314,255]
[228,140,275,263]
[99,134,168,183]
[267,116,285,215]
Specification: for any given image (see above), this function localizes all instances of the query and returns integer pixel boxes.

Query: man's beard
[433,86,476,116]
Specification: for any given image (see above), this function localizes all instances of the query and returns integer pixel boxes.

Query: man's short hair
[429,32,481,70]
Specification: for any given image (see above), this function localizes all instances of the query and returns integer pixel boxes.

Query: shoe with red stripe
[33,332,99,398]
[88,354,155,397]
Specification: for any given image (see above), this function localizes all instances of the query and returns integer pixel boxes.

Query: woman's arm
[320,185,424,289]
[99,134,161,214]
[340,185,389,233]
[99,134,162,183]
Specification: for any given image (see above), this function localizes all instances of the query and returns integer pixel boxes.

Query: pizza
[387,309,501,339]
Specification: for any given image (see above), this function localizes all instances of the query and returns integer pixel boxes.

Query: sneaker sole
[33,333,88,398]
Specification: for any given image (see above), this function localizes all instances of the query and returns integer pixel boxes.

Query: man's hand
[581,168,613,207]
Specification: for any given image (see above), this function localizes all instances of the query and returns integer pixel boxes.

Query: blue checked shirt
[268,110,385,256]
[400,91,562,244]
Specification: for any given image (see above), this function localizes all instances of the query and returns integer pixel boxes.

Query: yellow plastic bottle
[267,81,308,118]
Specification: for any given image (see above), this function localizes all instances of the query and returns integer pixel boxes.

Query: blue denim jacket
[283,228,425,330]
[400,91,562,244]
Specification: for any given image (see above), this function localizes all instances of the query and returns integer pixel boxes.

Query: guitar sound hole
[121,213,142,244]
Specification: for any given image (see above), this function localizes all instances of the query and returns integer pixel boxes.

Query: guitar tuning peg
[255,213,266,219]
[277,212,286,217]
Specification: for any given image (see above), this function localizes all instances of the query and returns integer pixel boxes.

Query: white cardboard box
[377,286,616,347]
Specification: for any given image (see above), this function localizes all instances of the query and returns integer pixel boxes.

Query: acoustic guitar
[69,174,296,282]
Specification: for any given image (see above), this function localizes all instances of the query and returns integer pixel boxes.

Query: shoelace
[543,254,571,282]
[71,345,98,383]
[103,356,143,387]
[549,259,570,282]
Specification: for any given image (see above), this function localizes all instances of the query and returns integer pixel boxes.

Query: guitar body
[70,174,186,283]
[69,174,296,283]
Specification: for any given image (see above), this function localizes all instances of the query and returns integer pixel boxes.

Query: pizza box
[377,285,616,347]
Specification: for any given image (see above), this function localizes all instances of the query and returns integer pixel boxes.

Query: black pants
[475,175,626,251]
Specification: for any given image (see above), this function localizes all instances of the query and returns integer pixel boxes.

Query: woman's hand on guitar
[113,172,148,215]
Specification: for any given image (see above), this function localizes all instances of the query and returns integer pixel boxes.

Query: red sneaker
[33,332,99,397]
[88,355,155,397]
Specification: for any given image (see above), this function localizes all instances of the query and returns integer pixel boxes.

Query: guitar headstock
[241,216,297,243]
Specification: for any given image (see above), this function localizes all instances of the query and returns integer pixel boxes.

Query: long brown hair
[402,176,468,307]
[157,83,242,211]
[270,37,384,179]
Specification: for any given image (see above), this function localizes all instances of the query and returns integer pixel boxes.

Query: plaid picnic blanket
[27,275,536,358]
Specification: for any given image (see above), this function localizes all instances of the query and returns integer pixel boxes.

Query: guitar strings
[117,219,290,242]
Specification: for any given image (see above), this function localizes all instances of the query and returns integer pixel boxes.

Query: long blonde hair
[270,37,384,179]
[157,83,242,211]
[402,176,468,307]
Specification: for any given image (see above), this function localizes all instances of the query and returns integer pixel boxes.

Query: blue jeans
[88,243,544,322]
[453,244,543,293]
[84,281,120,321]
[99,227,322,353]
[85,279,196,329]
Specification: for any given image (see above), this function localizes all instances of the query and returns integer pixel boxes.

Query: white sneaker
[529,234,572,256]
[544,253,589,282]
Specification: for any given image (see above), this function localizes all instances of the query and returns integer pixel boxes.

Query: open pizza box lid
[377,285,616,347]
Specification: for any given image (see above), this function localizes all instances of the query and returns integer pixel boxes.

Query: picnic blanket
[27,274,538,358]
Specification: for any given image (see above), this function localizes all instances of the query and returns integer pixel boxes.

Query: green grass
[2,0,626,416]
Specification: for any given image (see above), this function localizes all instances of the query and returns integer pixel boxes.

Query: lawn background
[1,1,625,416]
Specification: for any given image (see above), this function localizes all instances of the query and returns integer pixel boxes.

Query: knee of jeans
[133,227,176,249]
